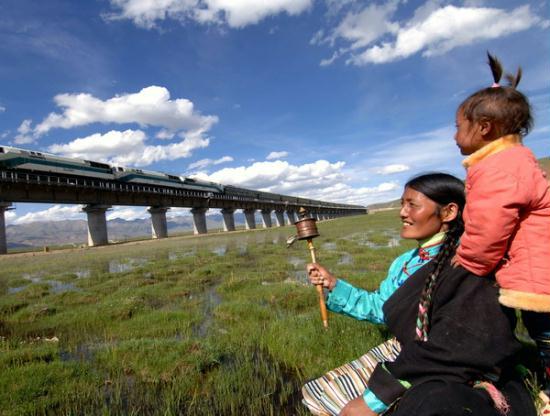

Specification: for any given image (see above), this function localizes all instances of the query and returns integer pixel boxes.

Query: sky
[1,0,549,225]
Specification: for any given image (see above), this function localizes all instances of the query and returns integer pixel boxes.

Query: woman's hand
[306,263,337,291]
[339,397,378,416]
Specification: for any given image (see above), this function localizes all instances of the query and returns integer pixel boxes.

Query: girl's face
[399,187,446,241]
[454,109,487,155]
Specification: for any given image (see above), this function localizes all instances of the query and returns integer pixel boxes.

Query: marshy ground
[0,210,539,415]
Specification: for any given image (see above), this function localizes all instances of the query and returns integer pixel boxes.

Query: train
[0,145,224,193]
[0,145,360,209]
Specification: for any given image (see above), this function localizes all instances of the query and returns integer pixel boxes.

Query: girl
[453,53,550,401]
[303,173,534,415]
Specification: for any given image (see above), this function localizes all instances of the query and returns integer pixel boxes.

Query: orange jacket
[456,135,550,312]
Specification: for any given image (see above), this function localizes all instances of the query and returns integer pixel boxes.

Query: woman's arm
[306,250,415,324]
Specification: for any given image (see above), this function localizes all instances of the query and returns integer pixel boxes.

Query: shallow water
[108,258,149,273]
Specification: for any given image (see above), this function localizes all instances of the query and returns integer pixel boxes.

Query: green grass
[0,210,535,415]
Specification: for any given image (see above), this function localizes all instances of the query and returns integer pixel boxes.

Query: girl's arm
[456,167,529,275]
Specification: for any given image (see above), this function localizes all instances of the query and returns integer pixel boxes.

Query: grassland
[0,209,538,415]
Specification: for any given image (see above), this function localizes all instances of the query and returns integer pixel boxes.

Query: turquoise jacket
[325,237,443,412]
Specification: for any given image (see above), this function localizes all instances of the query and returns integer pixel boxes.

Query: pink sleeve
[456,168,529,276]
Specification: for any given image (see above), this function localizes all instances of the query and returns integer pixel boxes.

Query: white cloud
[193,159,346,194]
[188,156,233,170]
[190,158,399,205]
[266,151,288,160]
[10,205,85,225]
[14,119,34,144]
[105,0,313,29]
[48,129,209,167]
[319,4,546,65]
[29,86,217,142]
[376,164,410,175]
[107,206,148,221]
[0,105,5,112]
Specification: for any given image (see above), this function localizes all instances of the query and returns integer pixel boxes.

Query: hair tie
[491,83,500,88]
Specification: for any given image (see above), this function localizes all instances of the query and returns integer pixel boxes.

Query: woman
[303,173,535,416]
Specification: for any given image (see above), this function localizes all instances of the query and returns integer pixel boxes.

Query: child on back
[453,53,550,399]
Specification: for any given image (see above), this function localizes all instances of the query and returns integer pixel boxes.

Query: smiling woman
[302,173,536,416]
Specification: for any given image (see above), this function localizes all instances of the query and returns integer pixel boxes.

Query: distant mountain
[366,199,400,211]
[6,213,237,249]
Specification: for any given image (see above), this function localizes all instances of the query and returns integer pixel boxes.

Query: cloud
[107,206,149,221]
[14,119,34,144]
[188,156,234,170]
[10,205,85,225]
[319,3,546,65]
[105,0,313,29]
[193,159,346,193]
[48,129,209,167]
[376,164,410,175]
[30,86,217,140]
[266,151,288,160]
[190,158,400,205]
[0,105,5,112]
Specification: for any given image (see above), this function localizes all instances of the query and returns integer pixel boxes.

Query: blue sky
[1,0,549,224]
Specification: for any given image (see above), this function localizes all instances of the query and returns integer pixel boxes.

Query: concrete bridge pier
[261,209,272,228]
[191,207,208,235]
[274,210,285,227]
[0,203,13,254]
[243,209,256,230]
[82,204,111,247]
[286,210,297,225]
[148,206,168,239]
[221,208,236,232]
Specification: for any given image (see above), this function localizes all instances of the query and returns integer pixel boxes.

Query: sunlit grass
[0,210,423,415]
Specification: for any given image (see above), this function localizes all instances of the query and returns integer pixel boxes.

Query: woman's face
[399,187,446,241]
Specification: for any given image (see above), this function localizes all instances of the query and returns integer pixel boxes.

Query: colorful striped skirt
[301,337,401,415]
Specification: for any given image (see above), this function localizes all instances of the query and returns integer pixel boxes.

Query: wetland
[1,210,413,415]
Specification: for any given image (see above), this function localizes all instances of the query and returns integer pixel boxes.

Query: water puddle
[168,249,195,261]
[60,344,95,362]
[211,245,227,256]
[75,269,91,279]
[322,242,337,251]
[285,271,309,286]
[338,253,354,265]
[8,286,27,294]
[287,257,305,268]
[344,231,401,249]
[194,286,222,338]
[8,277,79,294]
[108,258,149,273]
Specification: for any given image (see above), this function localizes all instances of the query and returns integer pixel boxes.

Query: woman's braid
[415,214,464,341]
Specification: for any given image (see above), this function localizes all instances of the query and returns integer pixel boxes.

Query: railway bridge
[0,169,367,254]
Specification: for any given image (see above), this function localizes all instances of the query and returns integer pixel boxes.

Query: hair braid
[415,215,464,341]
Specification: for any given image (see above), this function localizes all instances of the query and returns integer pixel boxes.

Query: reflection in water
[75,270,91,279]
[288,257,305,268]
[168,249,196,261]
[322,242,337,251]
[211,245,227,256]
[338,253,353,265]
[344,231,401,249]
[195,286,222,338]
[9,277,79,294]
[108,258,148,273]
[286,271,309,286]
